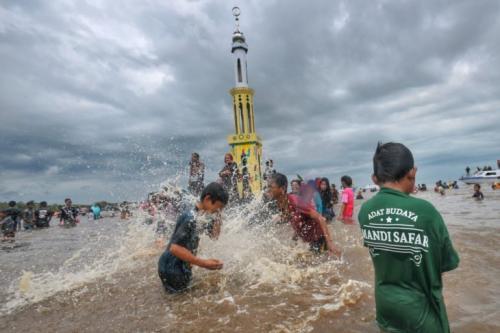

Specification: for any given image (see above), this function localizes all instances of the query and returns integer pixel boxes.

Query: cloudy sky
[1,0,499,203]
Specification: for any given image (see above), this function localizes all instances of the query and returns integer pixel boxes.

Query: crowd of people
[465,164,498,175]
[1,198,73,242]
[1,142,483,332]
[0,198,120,243]
[433,180,459,195]
[159,142,461,333]
[188,151,357,220]
[155,151,365,292]
[433,179,492,199]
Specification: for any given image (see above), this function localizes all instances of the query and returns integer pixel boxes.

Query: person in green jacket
[358,142,459,333]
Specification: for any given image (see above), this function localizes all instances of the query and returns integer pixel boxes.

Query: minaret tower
[227,7,263,196]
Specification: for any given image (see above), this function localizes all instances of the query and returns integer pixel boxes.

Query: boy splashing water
[267,173,341,257]
[158,182,228,293]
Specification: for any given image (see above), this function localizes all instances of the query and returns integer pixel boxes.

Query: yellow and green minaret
[226,7,263,196]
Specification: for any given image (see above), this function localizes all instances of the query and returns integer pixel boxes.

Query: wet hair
[270,172,288,190]
[40,201,48,207]
[200,182,229,205]
[474,184,481,190]
[8,201,16,207]
[373,142,414,183]
[341,175,353,187]
[319,177,332,205]
[320,177,331,190]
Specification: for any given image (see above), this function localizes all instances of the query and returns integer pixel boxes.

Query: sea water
[0,186,499,332]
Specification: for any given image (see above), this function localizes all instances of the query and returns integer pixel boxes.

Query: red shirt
[287,194,324,243]
[341,187,354,218]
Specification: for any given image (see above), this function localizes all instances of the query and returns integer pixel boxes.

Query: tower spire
[232,6,241,32]
[226,6,263,198]
[231,6,248,87]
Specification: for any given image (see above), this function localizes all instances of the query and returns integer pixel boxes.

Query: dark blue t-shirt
[158,208,200,278]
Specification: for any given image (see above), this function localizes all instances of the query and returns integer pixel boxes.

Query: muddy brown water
[1,186,499,332]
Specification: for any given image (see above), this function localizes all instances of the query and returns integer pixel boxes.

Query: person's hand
[202,259,224,270]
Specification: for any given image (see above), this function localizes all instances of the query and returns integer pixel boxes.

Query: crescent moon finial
[232,7,241,32]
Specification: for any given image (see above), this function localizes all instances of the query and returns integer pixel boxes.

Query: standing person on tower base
[358,142,459,333]
[219,153,239,202]
[188,153,205,197]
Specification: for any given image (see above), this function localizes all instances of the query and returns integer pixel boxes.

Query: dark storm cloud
[0,0,499,202]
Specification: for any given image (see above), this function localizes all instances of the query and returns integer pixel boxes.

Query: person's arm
[338,203,345,220]
[169,244,223,270]
[308,209,341,257]
[338,191,349,220]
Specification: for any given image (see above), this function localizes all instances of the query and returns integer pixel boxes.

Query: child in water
[158,182,228,293]
[267,173,341,256]
[338,175,354,223]
[472,184,484,200]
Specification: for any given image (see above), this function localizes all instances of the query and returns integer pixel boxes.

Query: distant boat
[460,169,500,184]
[363,184,380,192]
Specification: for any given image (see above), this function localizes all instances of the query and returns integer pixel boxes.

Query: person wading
[358,142,459,333]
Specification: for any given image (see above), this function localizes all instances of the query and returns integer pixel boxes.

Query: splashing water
[2,186,498,332]
[1,216,160,315]
[1,184,370,331]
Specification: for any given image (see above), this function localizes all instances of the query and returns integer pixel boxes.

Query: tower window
[239,102,245,133]
[237,58,242,82]
[247,102,253,132]
[233,104,238,133]
[245,61,249,83]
